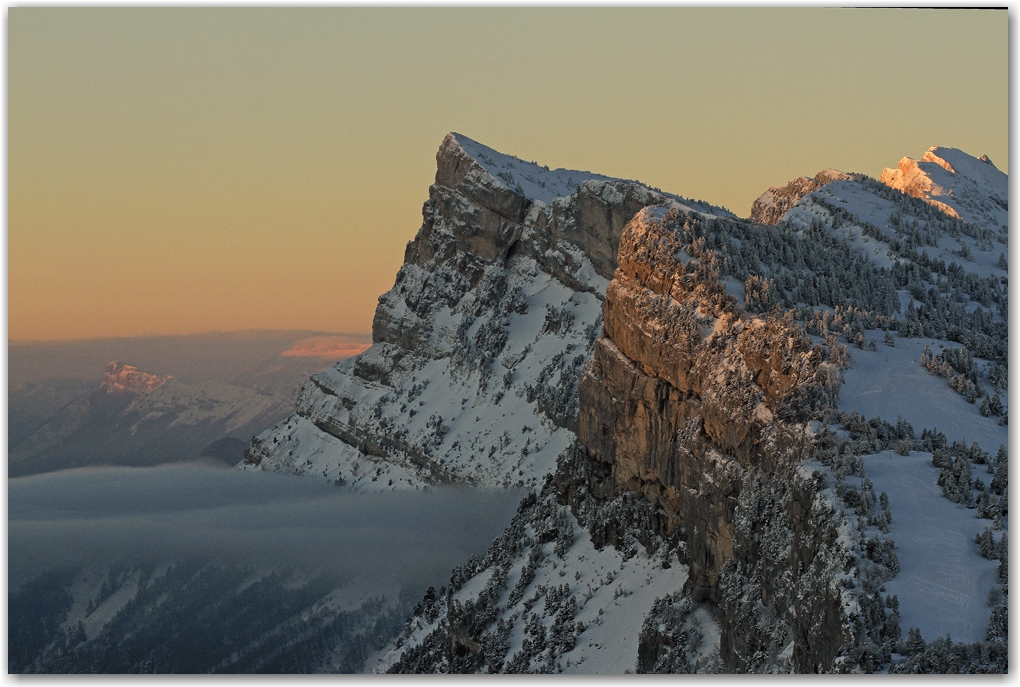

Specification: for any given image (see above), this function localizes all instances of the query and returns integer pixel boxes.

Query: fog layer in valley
[10,464,523,590]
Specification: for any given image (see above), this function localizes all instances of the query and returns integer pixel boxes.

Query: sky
[8,8,1008,341]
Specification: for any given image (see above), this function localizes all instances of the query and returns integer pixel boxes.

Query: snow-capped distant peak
[99,361,172,395]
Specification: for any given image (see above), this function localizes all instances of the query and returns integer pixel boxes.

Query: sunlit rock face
[243,133,734,490]
[571,207,836,597]
[749,169,851,224]
[880,146,1007,227]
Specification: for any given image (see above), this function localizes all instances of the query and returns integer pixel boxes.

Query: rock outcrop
[569,206,835,596]
[553,206,851,672]
[243,133,733,489]
[749,169,851,224]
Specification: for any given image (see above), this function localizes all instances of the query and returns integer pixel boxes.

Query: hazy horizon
[8,327,370,345]
[9,8,1007,341]
[8,328,372,386]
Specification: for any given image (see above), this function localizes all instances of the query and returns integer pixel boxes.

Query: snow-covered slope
[241,133,733,490]
[861,451,1002,644]
[455,134,727,215]
[837,333,1006,454]
[455,135,617,206]
[764,148,1009,665]
[367,476,721,675]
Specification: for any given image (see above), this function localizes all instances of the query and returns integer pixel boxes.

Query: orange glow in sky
[8,8,1007,341]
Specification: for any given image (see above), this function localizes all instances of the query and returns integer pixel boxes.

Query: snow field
[839,332,1007,454]
[860,450,1002,644]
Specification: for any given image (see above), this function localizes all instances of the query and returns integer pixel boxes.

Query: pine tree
[985,600,1007,643]
[997,532,1008,589]
[905,628,926,655]
[932,448,951,469]
[977,527,997,559]
[977,490,993,519]
[991,450,1008,496]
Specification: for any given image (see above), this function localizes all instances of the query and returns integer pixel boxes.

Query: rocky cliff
[257,137,1005,674]
[571,206,836,594]
[553,206,852,671]
[243,133,732,489]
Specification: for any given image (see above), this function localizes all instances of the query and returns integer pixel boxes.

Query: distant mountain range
[9,330,370,477]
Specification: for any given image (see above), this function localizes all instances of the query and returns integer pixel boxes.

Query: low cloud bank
[280,337,372,358]
[10,464,523,590]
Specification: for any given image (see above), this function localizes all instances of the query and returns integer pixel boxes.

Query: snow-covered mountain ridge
[881,146,1007,228]
[241,133,732,490]
[750,168,852,225]
[243,135,1006,673]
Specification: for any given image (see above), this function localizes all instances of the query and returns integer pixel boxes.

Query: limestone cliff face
[558,206,848,671]
[571,207,835,594]
[749,169,851,224]
[245,134,733,489]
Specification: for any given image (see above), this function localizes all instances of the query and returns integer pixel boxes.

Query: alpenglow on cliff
[244,135,1008,674]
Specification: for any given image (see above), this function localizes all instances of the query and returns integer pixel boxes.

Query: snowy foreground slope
[247,136,1006,673]
[367,487,697,674]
